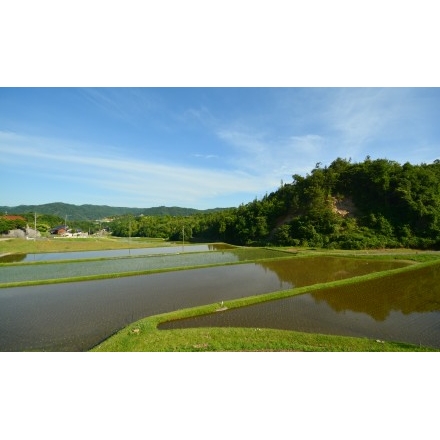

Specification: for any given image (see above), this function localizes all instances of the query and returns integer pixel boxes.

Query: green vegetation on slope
[107,157,440,250]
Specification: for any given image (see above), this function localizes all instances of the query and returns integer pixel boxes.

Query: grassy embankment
[91,258,440,352]
[0,236,168,255]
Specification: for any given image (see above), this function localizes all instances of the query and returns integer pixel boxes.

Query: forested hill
[0,202,225,221]
[122,157,439,250]
[213,156,440,249]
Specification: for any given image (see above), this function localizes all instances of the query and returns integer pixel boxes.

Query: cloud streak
[216,127,328,179]
[0,130,275,208]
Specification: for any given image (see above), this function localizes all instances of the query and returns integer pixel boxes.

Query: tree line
[109,157,440,250]
[0,202,225,221]
[4,157,440,250]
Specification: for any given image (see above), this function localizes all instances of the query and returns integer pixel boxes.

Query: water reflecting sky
[1,243,234,262]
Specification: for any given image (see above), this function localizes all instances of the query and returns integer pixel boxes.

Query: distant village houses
[49,225,87,237]
[50,225,69,235]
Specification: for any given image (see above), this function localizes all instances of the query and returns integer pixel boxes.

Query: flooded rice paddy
[160,262,440,349]
[0,248,287,285]
[0,255,411,351]
[0,243,235,263]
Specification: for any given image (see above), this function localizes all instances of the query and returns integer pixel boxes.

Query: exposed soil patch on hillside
[331,197,357,217]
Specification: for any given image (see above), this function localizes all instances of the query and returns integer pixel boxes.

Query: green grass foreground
[91,317,435,353]
[92,326,434,352]
[91,261,440,352]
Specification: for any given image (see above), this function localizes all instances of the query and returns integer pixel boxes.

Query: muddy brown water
[0,256,414,351]
[160,262,440,349]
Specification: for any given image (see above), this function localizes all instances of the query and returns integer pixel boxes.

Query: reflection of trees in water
[208,243,235,251]
[0,253,26,263]
[310,264,440,321]
[257,256,408,289]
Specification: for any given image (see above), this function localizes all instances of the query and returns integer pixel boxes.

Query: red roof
[2,215,26,221]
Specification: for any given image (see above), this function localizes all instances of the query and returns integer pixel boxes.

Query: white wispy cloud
[208,88,440,187]
[0,130,273,207]
[79,88,160,128]
[179,106,218,128]
[216,128,273,173]
[321,88,419,160]
[192,154,219,159]
[288,134,325,155]
[216,127,328,181]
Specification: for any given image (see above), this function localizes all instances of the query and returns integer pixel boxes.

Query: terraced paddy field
[1,241,439,351]
[0,243,235,263]
[0,246,283,287]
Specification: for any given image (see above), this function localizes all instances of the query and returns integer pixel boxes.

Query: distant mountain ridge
[0,202,227,221]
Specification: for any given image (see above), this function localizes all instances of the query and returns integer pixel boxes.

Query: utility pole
[128,216,131,256]
[182,225,185,251]
[34,212,37,238]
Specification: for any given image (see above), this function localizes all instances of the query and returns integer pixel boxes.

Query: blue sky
[1,87,440,209]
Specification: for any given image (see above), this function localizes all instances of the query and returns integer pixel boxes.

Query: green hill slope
[0,202,225,221]
[180,157,440,249]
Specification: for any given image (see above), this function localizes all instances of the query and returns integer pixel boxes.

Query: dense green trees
[107,157,440,250]
[0,217,26,234]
